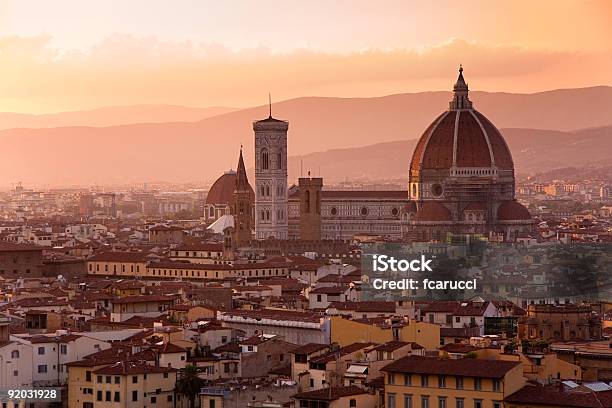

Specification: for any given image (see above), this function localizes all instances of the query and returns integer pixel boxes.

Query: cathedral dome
[414,201,452,222]
[410,67,514,173]
[206,171,237,206]
[206,169,254,207]
[497,200,532,221]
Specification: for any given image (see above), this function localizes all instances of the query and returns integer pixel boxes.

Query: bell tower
[232,147,254,245]
[254,98,289,240]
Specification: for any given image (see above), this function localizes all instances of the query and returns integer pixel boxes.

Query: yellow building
[87,251,290,281]
[382,356,526,408]
[67,358,115,408]
[87,252,148,277]
[292,385,377,408]
[330,316,440,350]
[68,359,178,408]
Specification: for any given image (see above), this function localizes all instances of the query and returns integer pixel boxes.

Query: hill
[0,105,236,129]
[0,86,610,186]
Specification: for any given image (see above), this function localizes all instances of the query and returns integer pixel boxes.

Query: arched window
[261,148,269,170]
[265,185,270,197]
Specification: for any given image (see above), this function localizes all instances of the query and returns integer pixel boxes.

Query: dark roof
[88,251,149,263]
[328,301,396,313]
[293,386,368,401]
[173,243,224,252]
[94,361,176,375]
[290,343,329,355]
[370,341,421,353]
[505,385,612,408]
[111,295,177,304]
[0,242,42,252]
[381,356,520,379]
[310,343,375,365]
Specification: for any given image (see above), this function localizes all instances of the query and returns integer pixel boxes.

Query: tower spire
[449,64,472,110]
[268,93,272,118]
[235,145,249,191]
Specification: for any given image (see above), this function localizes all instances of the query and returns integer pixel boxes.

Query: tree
[176,364,204,408]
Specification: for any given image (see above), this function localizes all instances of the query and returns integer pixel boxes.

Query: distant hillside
[288,126,612,182]
[0,86,611,186]
[0,105,237,129]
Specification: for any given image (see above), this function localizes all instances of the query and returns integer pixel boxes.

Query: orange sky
[0,0,611,113]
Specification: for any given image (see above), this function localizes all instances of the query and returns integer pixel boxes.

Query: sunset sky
[0,0,611,113]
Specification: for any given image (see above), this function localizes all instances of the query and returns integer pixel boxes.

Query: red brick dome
[497,200,532,221]
[410,67,513,172]
[415,201,452,222]
[206,171,254,206]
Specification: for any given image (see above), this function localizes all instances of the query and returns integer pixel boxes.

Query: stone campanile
[253,104,289,240]
[298,175,322,240]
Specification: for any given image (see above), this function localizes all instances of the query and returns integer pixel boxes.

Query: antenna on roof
[268,93,272,118]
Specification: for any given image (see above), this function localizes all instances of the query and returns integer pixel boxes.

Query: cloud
[0,35,608,113]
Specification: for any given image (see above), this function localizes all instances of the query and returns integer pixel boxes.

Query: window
[456,377,463,389]
[132,390,138,402]
[167,395,173,402]
[11,350,19,358]
[439,397,446,408]
[38,347,45,355]
[132,376,138,384]
[474,378,482,390]
[404,394,413,408]
[493,402,501,408]
[151,396,157,404]
[388,393,396,408]
[421,375,429,387]
[97,391,102,401]
[97,375,102,383]
[105,376,111,384]
[60,344,67,354]
[493,380,501,392]
[438,376,446,388]
[105,391,111,402]
[404,374,411,386]
[455,316,460,323]
[37,365,47,373]
[85,371,92,382]
[456,398,464,408]
[261,148,269,170]
[421,396,430,408]
[114,392,120,402]
[114,376,120,384]
[474,400,482,408]
[388,373,395,385]
[350,399,357,407]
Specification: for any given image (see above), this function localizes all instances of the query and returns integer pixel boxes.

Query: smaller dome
[415,202,452,222]
[497,200,531,221]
